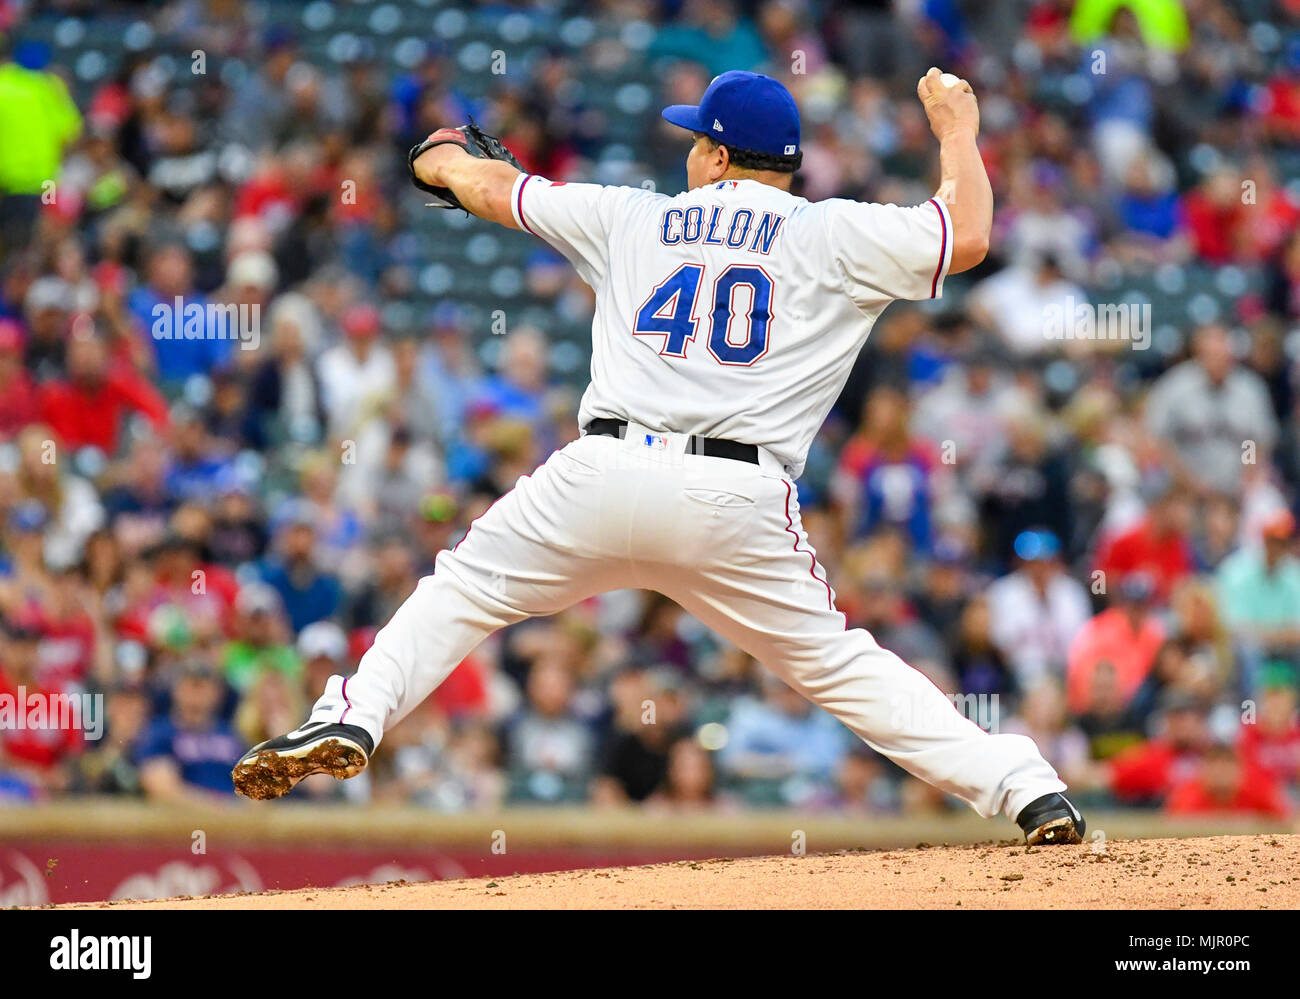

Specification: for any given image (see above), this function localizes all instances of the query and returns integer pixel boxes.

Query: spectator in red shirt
[117,533,240,649]
[29,564,98,691]
[1238,666,1300,785]
[233,150,308,227]
[0,617,82,793]
[38,327,169,454]
[1109,690,1212,805]
[1260,67,1300,145]
[1166,742,1290,818]
[1093,482,1194,605]
[431,650,490,719]
[0,318,37,438]
[1180,168,1246,265]
[1238,159,1300,263]
[1067,572,1165,715]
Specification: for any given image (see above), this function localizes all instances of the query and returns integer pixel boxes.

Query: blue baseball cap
[15,41,52,71]
[1013,529,1061,562]
[662,70,800,159]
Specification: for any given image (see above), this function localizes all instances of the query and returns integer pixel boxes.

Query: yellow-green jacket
[0,62,83,195]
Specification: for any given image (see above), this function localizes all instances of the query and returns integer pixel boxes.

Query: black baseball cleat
[1016,792,1086,846]
[232,721,373,801]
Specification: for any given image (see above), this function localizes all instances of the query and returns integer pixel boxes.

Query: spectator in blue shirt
[1116,157,1180,241]
[718,675,851,806]
[834,386,935,553]
[128,243,235,383]
[137,659,244,801]
[163,405,236,503]
[258,502,344,633]
[472,326,550,429]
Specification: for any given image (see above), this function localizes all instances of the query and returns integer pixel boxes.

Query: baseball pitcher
[233,69,1086,846]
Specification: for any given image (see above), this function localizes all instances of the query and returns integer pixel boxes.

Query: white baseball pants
[308,424,1066,820]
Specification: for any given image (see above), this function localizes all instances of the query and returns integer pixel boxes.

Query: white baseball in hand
[939,73,961,88]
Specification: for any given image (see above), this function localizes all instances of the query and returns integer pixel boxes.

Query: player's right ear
[701,137,729,184]
[716,143,731,176]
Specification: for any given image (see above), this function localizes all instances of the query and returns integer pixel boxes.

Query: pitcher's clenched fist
[917,66,980,142]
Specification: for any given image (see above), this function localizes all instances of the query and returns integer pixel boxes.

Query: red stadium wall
[0,841,701,906]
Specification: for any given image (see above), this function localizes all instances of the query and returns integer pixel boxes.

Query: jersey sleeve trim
[511,173,538,236]
[926,197,952,298]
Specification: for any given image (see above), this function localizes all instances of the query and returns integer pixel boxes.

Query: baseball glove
[407,119,523,211]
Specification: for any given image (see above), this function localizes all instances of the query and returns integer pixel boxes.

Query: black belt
[584,418,759,465]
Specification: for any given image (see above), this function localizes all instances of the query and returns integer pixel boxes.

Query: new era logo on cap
[661,71,801,160]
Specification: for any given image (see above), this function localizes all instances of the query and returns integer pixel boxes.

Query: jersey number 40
[633,263,773,366]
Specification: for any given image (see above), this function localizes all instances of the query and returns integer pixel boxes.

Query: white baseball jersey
[509,174,953,476]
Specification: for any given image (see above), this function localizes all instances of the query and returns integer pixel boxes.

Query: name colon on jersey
[658,205,785,255]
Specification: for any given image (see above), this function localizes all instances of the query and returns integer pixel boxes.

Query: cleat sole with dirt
[1025,816,1083,846]
[232,739,368,801]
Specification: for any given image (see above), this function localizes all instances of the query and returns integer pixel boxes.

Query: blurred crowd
[1,0,1299,822]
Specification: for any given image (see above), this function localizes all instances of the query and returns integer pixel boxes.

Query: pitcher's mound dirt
[60,834,1300,909]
